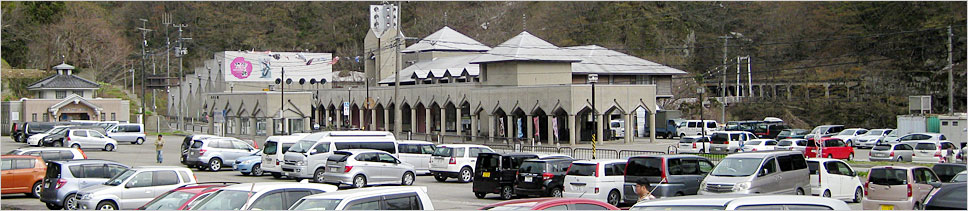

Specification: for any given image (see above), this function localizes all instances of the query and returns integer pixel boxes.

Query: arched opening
[531,108,549,144]
[375,104,386,131]
[430,103,442,133]
[415,103,427,133]
[603,106,625,141]
[351,104,361,129]
[444,102,457,133]
[492,108,508,142]
[576,107,594,142]
[401,103,412,132]
[510,108,527,142]
[552,108,569,144]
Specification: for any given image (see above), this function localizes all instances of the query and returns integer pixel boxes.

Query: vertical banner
[533,116,540,138]
[552,117,559,143]
[517,118,524,139]
[498,117,505,137]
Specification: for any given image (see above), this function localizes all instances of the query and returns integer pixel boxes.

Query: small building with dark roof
[2,63,130,124]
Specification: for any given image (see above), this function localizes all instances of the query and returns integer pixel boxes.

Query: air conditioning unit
[909,96,931,114]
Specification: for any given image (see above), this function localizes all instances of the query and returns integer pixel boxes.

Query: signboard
[343,102,350,116]
[222,51,333,82]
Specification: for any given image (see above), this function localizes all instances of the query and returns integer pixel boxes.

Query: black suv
[473,152,540,200]
[15,122,57,143]
[513,158,577,198]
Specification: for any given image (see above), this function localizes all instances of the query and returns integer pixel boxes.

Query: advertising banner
[222,51,333,82]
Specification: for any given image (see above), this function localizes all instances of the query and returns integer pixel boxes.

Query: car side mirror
[309,149,318,155]
[930,181,942,188]
[125,182,134,188]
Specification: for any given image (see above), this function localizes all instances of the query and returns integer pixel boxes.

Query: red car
[804,137,855,160]
[136,182,237,210]
[480,198,620,210]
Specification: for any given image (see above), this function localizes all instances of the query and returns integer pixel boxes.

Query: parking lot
[1,135,876,210]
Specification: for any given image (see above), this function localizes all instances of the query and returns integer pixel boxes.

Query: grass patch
[856,170,868,178]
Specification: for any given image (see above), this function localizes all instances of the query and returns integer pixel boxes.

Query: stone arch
[351,103,361,129]
[401,102,413,132]
[531,107,550,144]
[575,106,595,142]
[415,102,428,133]
[492,108,508,141]
[374,103,386,131]
[551,107,570,144]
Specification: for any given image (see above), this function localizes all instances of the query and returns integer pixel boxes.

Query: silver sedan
[868,143,914,162]
[322,149,416,188]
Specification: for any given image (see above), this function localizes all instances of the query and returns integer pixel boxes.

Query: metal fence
[618,150,666,159]
[571,148,620,160]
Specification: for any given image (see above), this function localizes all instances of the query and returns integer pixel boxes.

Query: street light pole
[588,74,599,159]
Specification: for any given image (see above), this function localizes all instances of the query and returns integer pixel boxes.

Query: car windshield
[288,140,316,153]
[872,145,892,151]
[433,147,453,157]
[290,199,341,210]
[778,130,792,136]
[519,161,547,174]
[45,127,68,134]
[951,172,967,182]
[746,141,762,145]
[838,129,857,135]
[868,168,907,185]
[142,191,197,210]
[191,190,252,210]
[886,130,899,137]
[632,206,726,210]
[915,143,937,150]
[566,163,597,176]
[710,158,762,177]
[6,149,22,155]
[867,129,887,136]
[104,169,137,186]
[807,161,819,175]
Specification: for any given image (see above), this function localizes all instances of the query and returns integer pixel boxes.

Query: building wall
[516,62,572,86]
[205,91,314,140]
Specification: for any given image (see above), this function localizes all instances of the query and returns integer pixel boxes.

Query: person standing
[634,179,656,202]
[155,134,164,163]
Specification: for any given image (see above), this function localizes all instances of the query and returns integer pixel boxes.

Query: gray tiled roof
[27,74,100,90]
[402,27,491,53]
[471,31,582,64]
[564,45,687,75]
[379,54,482,84]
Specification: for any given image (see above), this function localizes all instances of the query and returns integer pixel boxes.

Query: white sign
[343,102,350,116]
[587,74,599,83]
[222,51,333,82]
[11,112,19,121]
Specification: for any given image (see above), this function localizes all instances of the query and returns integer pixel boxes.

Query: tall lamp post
[698,87,706,153]
[588,74,598,159]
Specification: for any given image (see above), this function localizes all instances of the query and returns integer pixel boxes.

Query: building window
[289,119,304,133]
[273,119,285,135]
[954,121,960,126]
[32,113,37,122]
[56,91,67,99]
[101,113,106,121]
[111,113,116,121]
[942,121,949,126]
[226,118,236,135]
[256,119,267,136]
[240,117,250,135]
[634,75,653,85]
[73,90,82,97]
[38,92,45,99]
[43,113,49,121]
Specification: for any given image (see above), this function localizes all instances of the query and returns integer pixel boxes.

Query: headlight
[699,181,707,190]
[732,181,751,192]
[295,161,305,166]
[81,194,93,200]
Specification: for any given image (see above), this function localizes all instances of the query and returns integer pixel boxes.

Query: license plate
[524,177,533,182]
[880,205,894,210]
[482,172,490,178]
[331,168,339,172]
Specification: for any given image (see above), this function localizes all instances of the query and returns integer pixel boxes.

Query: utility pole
[393,1,404,137]
[174,23,191,130]
[947,25,954,114]
[163,13,171,131]
[137,19,152,124]
[282,67,288,135]
[719,35,729,123]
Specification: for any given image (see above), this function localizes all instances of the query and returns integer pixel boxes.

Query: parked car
[63,128,119,151]
[868,143,915,162]
[480,198,620,210]
[624,154,715,202]
[831,128,867,147]
[804,125,845,141]
[629,194,851,210]
[322,149,416,188]
[930,163,966,183]
[724,121,760,133]
[776,129,810,140]
[185,137,259,171]
[189,182,337,210]
[741,139,778,152]
[396,140,436,175]
[180,135,218,168]
[895,132,948,144]
[282,131,398,182]
[804,137,855,160]
[26,125,72,146]
[514,157,577,197]
[949,170,967,182]
[289,186,434,210]
[862,165,941,210]
[753,123,789,139]
[699,151,810,195]
[676,136,710,154]
[923,182,967,210]
[853,129,894,148]
[18,122,57,143]
[1,155,46,198]
[911,141,959,163]
[6,147,87,160]
[677,120,719,137]
[136,182,239,210]
[106,123,146,144]
[39,159,129,209]
[259,134,308,179]
[473,152,541,200]
[881,129,903,143]
[775,138,809,153]
[74,166,198,210]
[232,155,264,176]
[562,159,627,206]
[709,131,756,154]
[806,158,863,202]
[431,144,495,183]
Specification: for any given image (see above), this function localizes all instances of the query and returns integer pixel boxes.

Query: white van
[282,131,397,183]
[609,120,625,139]
[709,131,757,154]
[677,120,719,137]
[397,140,436,175]
[106,123,146,144]
[261,133,310,179]
[561,159,627,206]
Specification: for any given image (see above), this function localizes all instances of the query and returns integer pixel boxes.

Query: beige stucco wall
[17,98,130,122]
[482,62,572,86]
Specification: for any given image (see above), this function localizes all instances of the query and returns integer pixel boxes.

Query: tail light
[67,136,71,143]
[542,172,553,180]
[660,159,668,183]
[890,151,895,157]
[78,148,87,159]
[344,166,354,173]
[56,179,67,189]
[199,149,207,156]
[594,187,600,193]
[692,142,697,149]
[864,182,869,196]
[516,170,519,177]
[907,184,912,197]
[724,140,729,145]
[595,163,600,177]
[751,148,757,152]
[449,157,457,164]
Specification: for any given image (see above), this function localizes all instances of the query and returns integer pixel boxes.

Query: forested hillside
[2,1,965,128]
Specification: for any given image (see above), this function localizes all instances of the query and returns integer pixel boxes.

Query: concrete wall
[481,62,573,86]
[204,91,313,140]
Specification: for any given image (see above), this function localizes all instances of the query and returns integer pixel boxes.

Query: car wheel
[241,172,250,176]
[914,202,922,210]
[272,172,283,179]
[434,174,447,182]
[95,201,118,210]
[353,175,367,188]
[54,141,64,147]
[822,190,831,198]
[71,144,81,149]
[104,144,115,151]
[27,181,42,198]
[314,168,326,183]
[402,172,415,186]
[607,190,621,206]
[135,138,145,145]
[474,192,487,199]
[208,158,222,171]
[853,187,863,203]
[796,188,805,195]
[848,153,854,161]
[827,154,833,159]
[500,186,514,200]
[679,133,686,138]
[65,193,77,210]
[550,187,562,197]
[458,167,473,183]
[252,164,263,176]
[896,156,903,162]
[46,202,63,210]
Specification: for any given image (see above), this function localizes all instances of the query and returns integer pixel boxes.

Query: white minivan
[261,133,310,179]
[397,140,436,175]
[430,144,494,183]
[677,120,719,137]
[281,131,397,183]
[561,159,627,206]
[106,123,146,145]
[709,131,757,154]
[806,158,863,202]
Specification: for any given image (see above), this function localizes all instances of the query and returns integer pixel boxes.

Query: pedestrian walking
[155,134,164,163]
